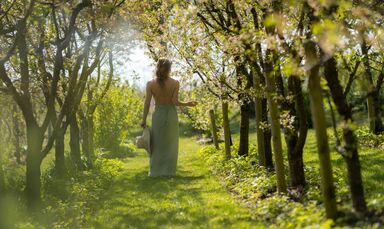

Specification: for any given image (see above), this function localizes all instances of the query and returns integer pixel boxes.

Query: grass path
[91,137,263,229]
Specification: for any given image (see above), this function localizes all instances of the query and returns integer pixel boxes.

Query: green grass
[302,129,384,198]
[3,119,383,228]
[200,127,384,227]
[90,137,264,228]
[232,122,384,199]
[45,124,384,228]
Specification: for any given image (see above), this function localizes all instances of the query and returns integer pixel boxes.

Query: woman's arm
[171,81,197,107]
[141,82,152,127]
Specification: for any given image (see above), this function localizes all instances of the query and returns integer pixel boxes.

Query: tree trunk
[80,114,94,167]
[238,103,250,156]
[291,77,308,188]
[360,38,383,134]
[286,135,305,188]
[262,98,274,170]
[305,41,337,219]
[0,154,4,193]
[283,76,307,189]
[88,115,95,163]
[265,74,287,192]
[222,102,231,159]
[80,117,90,166]
[264,48,286,193]
[48,123,53,139]
[70,116,82,169]
[366,96,376,132]
[253,72,266,166]
[236,59,251,157]
[209,109,219,149]
[54,127,66,175]
[372,92,383,134]
[25,127,44,209]
[324,56,367,213]
[12,104,22,164]
[343,127,367,212]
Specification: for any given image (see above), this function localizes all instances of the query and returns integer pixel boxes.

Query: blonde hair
[155,58,172,87]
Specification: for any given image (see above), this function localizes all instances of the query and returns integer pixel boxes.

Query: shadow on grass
[92,165,215,228]
[304,141,384,198]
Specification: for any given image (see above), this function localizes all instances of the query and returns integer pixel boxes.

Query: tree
[78,51,114,166]
[0,0,124,207]
[324,56,367,213]
[304,39,337,219]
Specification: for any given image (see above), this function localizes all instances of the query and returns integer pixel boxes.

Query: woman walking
[141,58,196,177]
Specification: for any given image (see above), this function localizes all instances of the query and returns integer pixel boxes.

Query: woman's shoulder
[168,78,179,84]
[146,79,156,86]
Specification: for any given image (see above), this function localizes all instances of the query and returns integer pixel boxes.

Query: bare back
[148,78,178,105]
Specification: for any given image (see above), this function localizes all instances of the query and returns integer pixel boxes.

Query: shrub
[95,83,142,151]
[198,144,379,228]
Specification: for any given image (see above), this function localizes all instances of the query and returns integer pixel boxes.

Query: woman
[141,58,197,177]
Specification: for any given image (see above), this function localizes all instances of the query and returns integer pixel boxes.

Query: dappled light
[1,0,384,228]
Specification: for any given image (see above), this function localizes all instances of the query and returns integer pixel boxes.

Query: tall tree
[0,0,124,207]
[304,39,337,219]
[323,56,367,213]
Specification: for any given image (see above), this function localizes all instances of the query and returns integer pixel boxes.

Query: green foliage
[179,87,223,137]
[198,138,384,228]
[198,145,328,228]
[8,150,126,228]
[94,82,142,151]
[0,159,25,193]
[97,142,138,159]
[355,126,384,149]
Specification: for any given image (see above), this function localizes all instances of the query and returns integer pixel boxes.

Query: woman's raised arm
[171,81,197,107]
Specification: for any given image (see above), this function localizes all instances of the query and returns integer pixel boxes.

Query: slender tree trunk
[324,56,367,213]
[88,115,94,163]
[222,102,231,159]
[305,41,337,219]
[286,135,304,188]
[209,109,219,149]
[235,58,251,157]
[284,76,307,189]
[12,105,21,164]
[262,98,274,170]
[264,49,286,193]
[25,126,44,209]
[265,77,286,192]
[372,92,383,134]
[326,93,341,146]
[360,38,383,134]
[54,127,66,175]
[0,152,4,193]
[81,114,94,167]
[253,72,266,166]
[238,103,250,156]
[292,77,308,187]
[366,97,376,132]
[70,116,82,169]
[343,127,367,212]
[80,117,90,166]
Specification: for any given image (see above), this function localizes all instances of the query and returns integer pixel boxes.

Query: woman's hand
[188,101,198,107]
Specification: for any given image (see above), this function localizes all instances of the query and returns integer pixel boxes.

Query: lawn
[89,137,264,228]
[232,122,384,199]
[3,123,382,228]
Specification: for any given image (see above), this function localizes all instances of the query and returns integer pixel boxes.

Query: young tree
[77,51,114,166]
[0,0,125,207]
[304,39,337,219]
